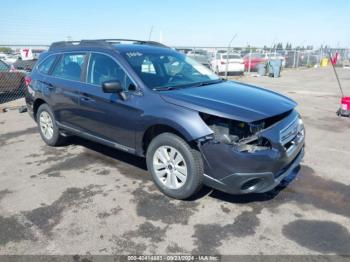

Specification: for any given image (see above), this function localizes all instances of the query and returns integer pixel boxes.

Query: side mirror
[102,80,127,100]
[102,80,123,93]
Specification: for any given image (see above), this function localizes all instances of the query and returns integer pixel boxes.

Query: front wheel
[146,133,203,199]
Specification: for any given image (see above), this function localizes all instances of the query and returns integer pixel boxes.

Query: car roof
[114,44,175,54]
[48,39,170,53]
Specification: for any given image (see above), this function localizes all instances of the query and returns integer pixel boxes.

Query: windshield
[121,50,220,90]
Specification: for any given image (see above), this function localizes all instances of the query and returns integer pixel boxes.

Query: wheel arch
[141,123,194,156]
[33,98,47,121]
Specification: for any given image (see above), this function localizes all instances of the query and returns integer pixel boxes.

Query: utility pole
[248,43,252,74]
[148,26,154,41]
[225,33,237,79]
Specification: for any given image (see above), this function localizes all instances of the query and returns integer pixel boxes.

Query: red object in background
[243,56,266,70]
[24,76,32,86]
[331,52,339,65]
[341,97,350,111]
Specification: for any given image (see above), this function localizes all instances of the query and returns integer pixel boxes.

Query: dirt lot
[0,67,350,256]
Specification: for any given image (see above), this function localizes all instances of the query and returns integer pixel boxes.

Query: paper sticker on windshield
[126,52,143,58]
[193,65,211,75]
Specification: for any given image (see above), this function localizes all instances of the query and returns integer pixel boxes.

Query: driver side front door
[76,52,143,151]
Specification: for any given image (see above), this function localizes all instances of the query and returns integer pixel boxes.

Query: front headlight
[235,137,271,153]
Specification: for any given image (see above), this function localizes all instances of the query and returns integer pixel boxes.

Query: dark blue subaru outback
[25,39,305,199]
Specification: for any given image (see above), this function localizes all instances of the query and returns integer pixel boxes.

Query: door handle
[80,94,95,103]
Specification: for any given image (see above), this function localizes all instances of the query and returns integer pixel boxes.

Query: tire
[146,133,203,199]
[36,104,65,146]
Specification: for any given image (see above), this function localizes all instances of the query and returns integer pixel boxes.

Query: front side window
[87,53,134,91]
[37,55,56,74]
[122,51,220,90]
[52,53,85,81]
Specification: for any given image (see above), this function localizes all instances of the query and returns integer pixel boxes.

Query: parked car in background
[32,49,45,60]
[12,59,38,72]
[211,53,244,75]
[186,49,210,68]
[175,48,192,54]
[0,59,26,97]
[243,52,287,71]
[0,53,18,65]
[243,53,267,71]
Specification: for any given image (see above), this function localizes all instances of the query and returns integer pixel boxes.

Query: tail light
[24,76,32,86]
[220,61,226,65]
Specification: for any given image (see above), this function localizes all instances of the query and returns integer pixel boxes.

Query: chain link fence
[0,45,48,107]
[1,44,349,106]
[175,46,350,75]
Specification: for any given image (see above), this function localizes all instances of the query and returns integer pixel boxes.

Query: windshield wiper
[153,79,226,91]
[152,86,178,91]
[153,82,198,91]
[193,79,226,87]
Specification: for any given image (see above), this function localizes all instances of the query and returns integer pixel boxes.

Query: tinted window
[87,53,134,91]
[37,55,56,74]
[222,54,241,59]
[0,61,9,72]
[52,53,85,81]
[122,51,219,89]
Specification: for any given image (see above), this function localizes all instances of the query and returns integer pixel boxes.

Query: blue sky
[0,0,349,48]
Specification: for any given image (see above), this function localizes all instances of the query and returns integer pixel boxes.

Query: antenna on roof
[148,26,154,41]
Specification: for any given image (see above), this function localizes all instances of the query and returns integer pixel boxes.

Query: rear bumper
[218,64,245,72]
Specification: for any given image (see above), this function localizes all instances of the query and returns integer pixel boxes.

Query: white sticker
[126,52,143,58]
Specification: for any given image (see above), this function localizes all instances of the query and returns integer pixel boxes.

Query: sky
[0,0,349,48]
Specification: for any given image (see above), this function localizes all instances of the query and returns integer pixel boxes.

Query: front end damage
[197,109,305,194]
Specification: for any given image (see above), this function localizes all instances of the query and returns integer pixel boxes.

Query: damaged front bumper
[198,110,305,194]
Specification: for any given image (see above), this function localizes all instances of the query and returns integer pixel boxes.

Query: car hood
[160,81,297,122]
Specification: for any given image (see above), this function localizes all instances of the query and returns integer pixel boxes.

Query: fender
[134,103,213,155]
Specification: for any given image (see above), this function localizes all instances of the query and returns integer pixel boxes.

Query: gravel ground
[0,67,349,256]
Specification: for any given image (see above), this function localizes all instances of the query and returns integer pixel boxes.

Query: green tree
[0,47,12,53]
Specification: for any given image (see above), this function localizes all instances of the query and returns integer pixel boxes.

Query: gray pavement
[0,67,349,255]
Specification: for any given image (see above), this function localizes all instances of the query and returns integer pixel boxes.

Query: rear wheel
[146,133,203,199]
[37,104,65,146]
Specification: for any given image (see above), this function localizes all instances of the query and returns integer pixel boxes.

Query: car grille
[280,117,304,156]
[280,117,299,145]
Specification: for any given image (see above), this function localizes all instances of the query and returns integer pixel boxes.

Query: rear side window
[37,55,56,74]
[52,53,85,81]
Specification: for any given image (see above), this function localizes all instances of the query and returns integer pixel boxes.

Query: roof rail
[49,39,169,51]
